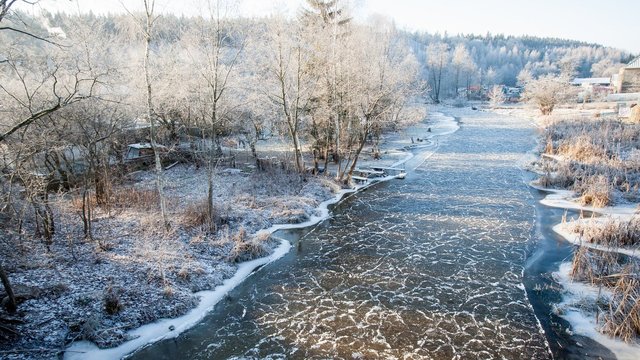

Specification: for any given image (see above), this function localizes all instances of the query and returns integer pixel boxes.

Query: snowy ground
[0,165,342,360]
[0,112,441,359]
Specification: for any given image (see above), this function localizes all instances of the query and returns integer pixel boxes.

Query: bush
[103,285,123,315]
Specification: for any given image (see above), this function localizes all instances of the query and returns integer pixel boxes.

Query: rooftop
[627,56,640,69]
[571,77,611,85]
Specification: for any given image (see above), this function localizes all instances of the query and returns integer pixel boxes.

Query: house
[571,77,613,101]
[124,143,167,162]
[614,56,640,94]
[503,86,522,102]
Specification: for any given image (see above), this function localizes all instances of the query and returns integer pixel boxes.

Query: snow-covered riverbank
[518,103,640,358]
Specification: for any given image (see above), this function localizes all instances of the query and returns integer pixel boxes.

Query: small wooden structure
[350,175,369,184]
[353,168,384,177]
[124,143,167,162]
[371,166,407,179]
[350,166,406,185]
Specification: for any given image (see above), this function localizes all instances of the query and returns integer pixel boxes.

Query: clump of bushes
[180,198,229,232]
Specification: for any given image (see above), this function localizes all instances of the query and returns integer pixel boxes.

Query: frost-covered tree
[260,17,317,173]
[521,74,574,115]
[182,0,245,231]
[299,0,351,174]
[123,0,170,229]
[426,42,449,103]
[591,58,624,77]
[488,85,506,108]
[336,20,421,182]
[451,44,476,97]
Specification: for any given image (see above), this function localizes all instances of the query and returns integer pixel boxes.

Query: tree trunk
[292,131,304,173]
[345,127,370,181]
[0,263,16,313]
[81,186,93,240]
[143,2,169,230]
[207,165,215,232]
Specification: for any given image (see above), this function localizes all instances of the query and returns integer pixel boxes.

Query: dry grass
[227,228,269,263]
[556,135,606,162]
[540,119,640,205]
[569,227,640,342]
[110,187,161,211]
[630,106,640,123]
[601,266,640,342]
[570,217,640,247]
[574,175,612,208]
[570,246,620,286]
[179,198,229,232]
[181,200,210,228]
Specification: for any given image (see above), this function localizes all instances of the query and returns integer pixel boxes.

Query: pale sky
[15,0,640,54]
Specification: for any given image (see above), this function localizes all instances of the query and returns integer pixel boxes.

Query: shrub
[181,199,228,231]
[103,285,123,315]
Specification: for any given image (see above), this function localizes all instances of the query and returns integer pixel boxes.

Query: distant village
[570,55,640,118]
[484,56,640,119]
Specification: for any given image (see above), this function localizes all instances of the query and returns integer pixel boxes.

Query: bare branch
[0,26,68,47]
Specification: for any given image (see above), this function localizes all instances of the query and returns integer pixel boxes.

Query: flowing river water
[130,108,616,359]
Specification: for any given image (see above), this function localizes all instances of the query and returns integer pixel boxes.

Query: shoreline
[490,103,640,358]
[528,173,640,359]
[64,110,458,359]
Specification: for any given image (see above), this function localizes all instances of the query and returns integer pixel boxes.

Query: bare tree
[488,85,506,108]
[337,22,420,183]
[426,42,449,103]
[120,0,171,229]
[261,18,317,173]
[451,44,475,98]
[183,0,244,231]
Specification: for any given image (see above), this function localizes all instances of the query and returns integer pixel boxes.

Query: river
[130,107,615,359]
